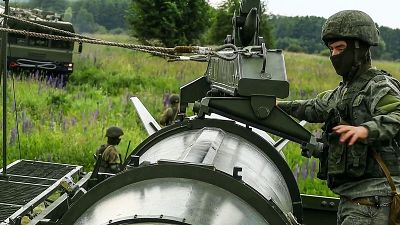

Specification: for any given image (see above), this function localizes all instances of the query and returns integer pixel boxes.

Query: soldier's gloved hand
[332,125,369,146]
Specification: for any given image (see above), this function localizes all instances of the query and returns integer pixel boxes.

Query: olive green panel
[301,194,339,225]
[200,96,311,144]
[240,0,261,13]
[206,50,288,98]
[180,76,210,114]
[8,45,73,62]
[8,20,75,34]
[238,78,289,98]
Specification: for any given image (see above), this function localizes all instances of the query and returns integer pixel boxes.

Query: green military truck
[0,6,75,86]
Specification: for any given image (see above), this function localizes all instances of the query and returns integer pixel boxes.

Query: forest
[11,0,400,60]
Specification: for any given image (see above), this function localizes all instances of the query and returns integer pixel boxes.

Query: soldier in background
[278,10,400,225]
[160,94,180,126]
[96,126,124,173]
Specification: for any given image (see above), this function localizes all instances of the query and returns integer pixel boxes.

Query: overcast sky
[208,0,400,29]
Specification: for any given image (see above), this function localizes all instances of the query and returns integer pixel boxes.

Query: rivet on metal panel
[321,200,328,207]
[256,106,270,119]
[329,201,336,207]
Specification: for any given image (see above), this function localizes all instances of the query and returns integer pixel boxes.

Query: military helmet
[321,10,379,46]
[105,126,124,138]
[169,94,180,104]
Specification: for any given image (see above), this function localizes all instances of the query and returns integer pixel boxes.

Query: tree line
[11,0,400,60]
[269,15,400,60]
[13,0,130,34]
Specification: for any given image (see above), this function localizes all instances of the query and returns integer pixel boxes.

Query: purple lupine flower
[301,158,309,179]
[35,69,39,79]
[52,76,58,88]
[59,74,65,89]
[9,127,17,145]
[61,118,67,132]
[310,159,317,179]
[22,117,33,134]
[47,76,53,86]
[71,117,77,126]
[163,93,170,108]
[88,105,99,125]
[293,164,300,182]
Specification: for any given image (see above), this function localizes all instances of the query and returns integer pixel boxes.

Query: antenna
[2,0,9,177]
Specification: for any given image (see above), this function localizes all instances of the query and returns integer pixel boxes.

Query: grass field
[1,34,399,197]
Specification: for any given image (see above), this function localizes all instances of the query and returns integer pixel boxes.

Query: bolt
[256,106,270,119]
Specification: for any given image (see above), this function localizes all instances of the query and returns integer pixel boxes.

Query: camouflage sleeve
[102,146,121,173]
[160,108,173,126]
[361,78,400,143]
[277,90,334,123]
[102,146,121,164]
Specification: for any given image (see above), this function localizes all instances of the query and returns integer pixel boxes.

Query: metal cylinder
[59,163,294,225]
[59,119,302,224]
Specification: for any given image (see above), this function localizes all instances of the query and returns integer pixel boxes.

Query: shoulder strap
[372,149,398,194]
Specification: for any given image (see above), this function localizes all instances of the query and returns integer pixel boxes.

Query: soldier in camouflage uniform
[278,10,400,225]
[160,94,180,126]
[96,126,124,173]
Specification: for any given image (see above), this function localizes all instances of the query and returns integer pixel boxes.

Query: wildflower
[71,117,77,126]
[301,158,309,179]
[293,164,300,182]
[310,159,317,179]
[22,117,33,134]
[9,127,17,145]
[163,93,170,108]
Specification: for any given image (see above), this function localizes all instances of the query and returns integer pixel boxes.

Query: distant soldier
[160,94,180,126]
[96,126,124,173]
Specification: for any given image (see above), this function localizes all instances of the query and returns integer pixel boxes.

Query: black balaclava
[329,39,371,82]
[107,137,121,145]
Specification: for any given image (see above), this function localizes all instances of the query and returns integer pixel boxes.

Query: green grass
[1,34,400,198]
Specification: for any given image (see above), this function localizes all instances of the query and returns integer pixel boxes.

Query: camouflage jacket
[279,68,400,143]
[278,68,400,187]
[96,144,121,173]
[160,106,178,126]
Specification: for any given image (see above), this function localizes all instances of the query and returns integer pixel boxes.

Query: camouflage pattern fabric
[160,106,178,126]
[278,68,400,224]
[278,69,400,141]
[321,10,379,46]
[97,145,121,173]
[337,196,391,225]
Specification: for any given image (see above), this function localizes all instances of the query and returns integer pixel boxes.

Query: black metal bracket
[197,96,312,145]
